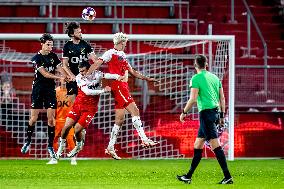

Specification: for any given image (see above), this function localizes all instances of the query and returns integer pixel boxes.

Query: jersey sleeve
[190,75,199,89]
[85,42,94,55]
[62,43,69,59]
[99,50,112,63]
[31,55,44,71]
[53,53,62,67]
[219,80,222,88]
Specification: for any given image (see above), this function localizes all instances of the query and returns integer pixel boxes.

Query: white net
[0,34,235,160]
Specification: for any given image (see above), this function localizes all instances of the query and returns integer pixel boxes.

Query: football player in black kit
[21,33,67,164]
[62,22,97,96]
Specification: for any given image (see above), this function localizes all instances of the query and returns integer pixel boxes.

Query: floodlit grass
[0,159,283,189]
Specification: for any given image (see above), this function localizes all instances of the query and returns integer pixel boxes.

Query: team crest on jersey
[81,48,85,54]
[50,58,54,64]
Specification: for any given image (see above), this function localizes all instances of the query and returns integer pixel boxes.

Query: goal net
[0,34,235,160]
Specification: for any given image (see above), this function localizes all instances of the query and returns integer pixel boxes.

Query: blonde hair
[113,32,128,45]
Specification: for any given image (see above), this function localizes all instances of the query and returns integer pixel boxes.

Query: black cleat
[176,175,191,184]
[218,177,233,184]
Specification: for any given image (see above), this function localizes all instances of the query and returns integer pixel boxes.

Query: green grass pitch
[0,159,283,189]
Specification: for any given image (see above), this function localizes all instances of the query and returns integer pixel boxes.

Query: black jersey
[62,40,93,75]
[31,51,61,87]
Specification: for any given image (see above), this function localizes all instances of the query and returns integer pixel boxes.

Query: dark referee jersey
[31,51,61,87]
[62,40,93,75]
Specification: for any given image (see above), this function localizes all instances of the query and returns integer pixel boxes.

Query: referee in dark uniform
[21,33,67,164]
[62,22,97,96]
[177,54,233,184]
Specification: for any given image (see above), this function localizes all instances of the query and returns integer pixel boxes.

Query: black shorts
[197,107,219,141]
[31,84,56,109]
[66,81,78,95]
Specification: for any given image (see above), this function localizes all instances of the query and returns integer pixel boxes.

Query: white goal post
[0,34,235,160]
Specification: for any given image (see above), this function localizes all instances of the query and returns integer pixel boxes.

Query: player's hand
[104,86,112,92]
[179,113,187,123]
[147,78,160,83]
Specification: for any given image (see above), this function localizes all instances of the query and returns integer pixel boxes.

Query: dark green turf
[0,159,283,189]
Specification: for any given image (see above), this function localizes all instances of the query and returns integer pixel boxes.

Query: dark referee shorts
[31,85,56,109]
[66,81,78,95]
[198,107,219,141]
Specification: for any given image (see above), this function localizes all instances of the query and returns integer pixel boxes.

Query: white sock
[132,116,148,141]
[59,137,66,146]
[76,141,83,147]
[108,124,120,150]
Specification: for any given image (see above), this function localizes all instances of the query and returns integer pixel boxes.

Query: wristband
[220,112,225,118]
[182,110,188,115]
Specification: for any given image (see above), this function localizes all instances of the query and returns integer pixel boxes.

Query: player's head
[40,33,53,53]
[113,32,128,51]
[65,22,82,40]
[194,54,208,69]
[78,61,91,76]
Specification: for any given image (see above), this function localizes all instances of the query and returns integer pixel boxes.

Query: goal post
[0,34,235,160]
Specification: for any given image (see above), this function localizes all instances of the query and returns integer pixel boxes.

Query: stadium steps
[189,0,284,65]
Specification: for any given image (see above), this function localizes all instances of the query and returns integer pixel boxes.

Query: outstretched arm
[62,58,75,81]
[81,85,111,95]
[38,67,65,80]
[87,59,104,75]
[128,64,159,82]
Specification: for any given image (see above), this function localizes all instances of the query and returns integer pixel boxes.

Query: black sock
[48,126,55,148]
[213,146,232,179]
[26,125,35,144]
[186,149,203,178]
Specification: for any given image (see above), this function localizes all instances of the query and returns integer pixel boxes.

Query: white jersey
[74,71,119,106]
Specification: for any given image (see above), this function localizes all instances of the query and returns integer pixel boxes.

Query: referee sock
[186,149,203,178]
[26,125,35,144]
[47,126,55,148]
[213,146,232,179]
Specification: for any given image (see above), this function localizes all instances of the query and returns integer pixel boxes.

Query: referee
[177,54,233,184]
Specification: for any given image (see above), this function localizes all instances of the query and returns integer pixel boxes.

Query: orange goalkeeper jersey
[56,86,75,123]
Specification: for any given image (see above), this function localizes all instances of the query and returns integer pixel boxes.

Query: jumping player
[56,61,124,159]
[88,32,159,160]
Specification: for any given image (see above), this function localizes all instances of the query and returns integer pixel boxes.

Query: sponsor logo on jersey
[57,100,71,107]
[70,54,88,64]
[46,66,55,72]
[81,48,85,54]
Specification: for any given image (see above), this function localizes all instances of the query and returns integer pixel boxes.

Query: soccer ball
[82,7,96,21]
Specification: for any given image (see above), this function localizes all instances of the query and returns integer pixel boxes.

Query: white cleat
[105,148,121,160]
[141,139,159,149]
[70,157,77,165]
[46,158,58,165]
[67,145,82,158]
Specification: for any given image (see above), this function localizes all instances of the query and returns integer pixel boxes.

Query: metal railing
[0,0,195,35]
[230,0,269,94]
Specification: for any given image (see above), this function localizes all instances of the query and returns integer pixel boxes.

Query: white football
[82,7,96,21]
